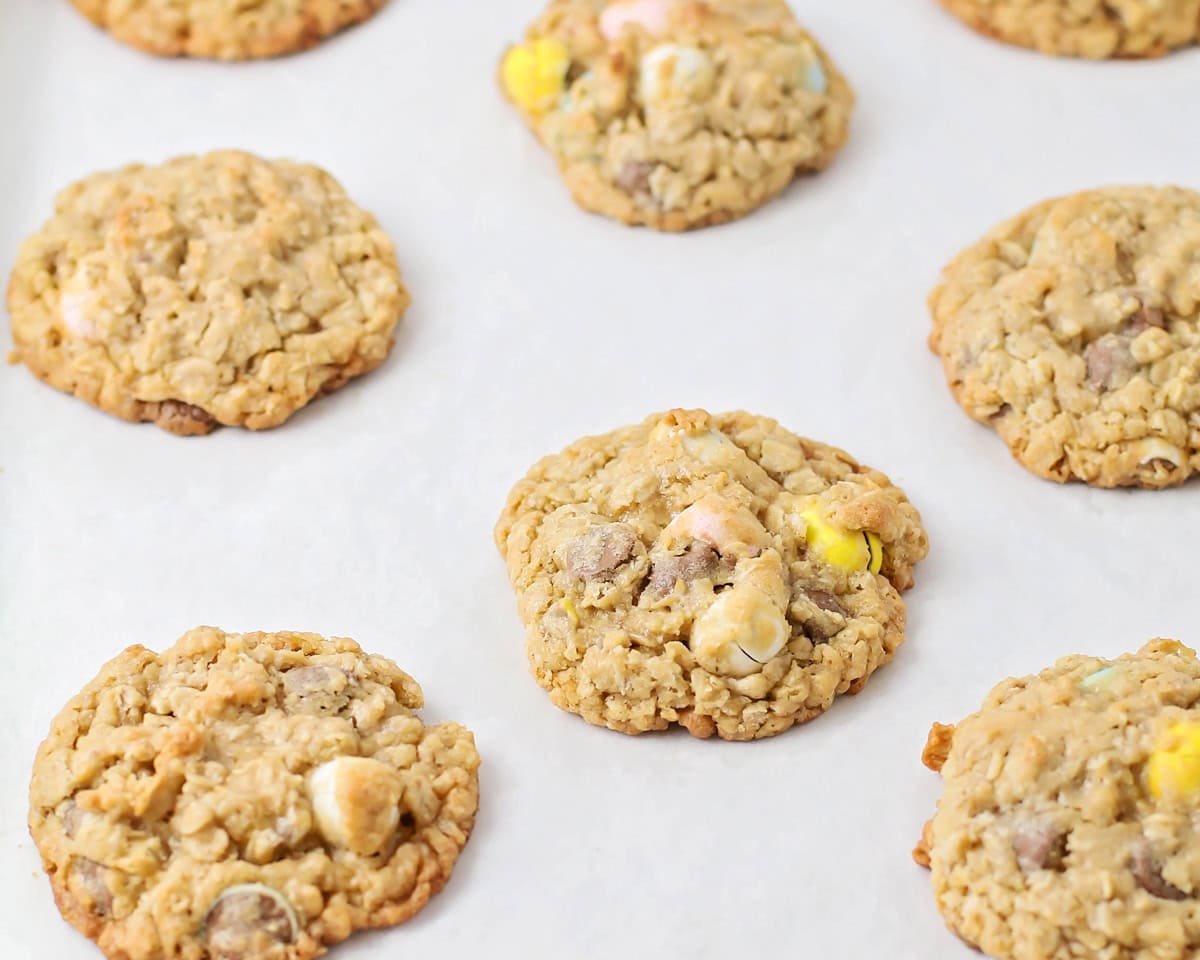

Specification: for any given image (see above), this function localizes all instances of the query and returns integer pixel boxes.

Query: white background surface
[1,1,1198,956]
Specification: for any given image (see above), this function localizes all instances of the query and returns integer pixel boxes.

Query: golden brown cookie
[495,409,928,741]
[929,186,1200,488]
[498,0,854,230]
[28,627,480,960]
[917,640,1200,959]
[69,0,387,60]
[938,0,1200,58]
[7,150,409,435]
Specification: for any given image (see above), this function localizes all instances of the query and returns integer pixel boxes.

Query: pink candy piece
[599,0,673,41]
[60,292,98,339]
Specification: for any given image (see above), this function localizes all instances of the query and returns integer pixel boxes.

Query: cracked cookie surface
[69,0,386,60]
[499,0,854,230]
[929,186,1200,488]
[916,640,1200,960]
[28,627,480,960]
[939,0,1200,58]
[7,150,408,435]
[495,409,928,741]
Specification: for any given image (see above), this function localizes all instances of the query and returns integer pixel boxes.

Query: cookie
[7,150,409,435]
[498,0,854,231]
[28,627,480,960]
[915,639,1200,960]
[494,408,928,741]
[69,0,386,60]
[938,0,1199,58]
[929,186,1200,488]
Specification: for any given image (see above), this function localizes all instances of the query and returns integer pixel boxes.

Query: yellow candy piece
[561,598,580,626]
[865,532,883,574]
[801,507,883,574]
[1148,723,1200,802]
[502,38,570,114]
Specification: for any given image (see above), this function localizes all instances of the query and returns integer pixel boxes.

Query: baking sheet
[2,1,1199,956]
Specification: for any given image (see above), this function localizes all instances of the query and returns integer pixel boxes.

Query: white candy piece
[680,428,735,464]
[1138,438,1185,467]
[309,756,405,856]
[690,581,789,678]
[639,44,716,103]
[649,421,733,460]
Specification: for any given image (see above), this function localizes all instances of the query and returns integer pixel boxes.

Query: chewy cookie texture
[29,627,479,960]
[929,186,1200,488]
[7,150,409,436]
[69,0,387,60]
[499,0,854,230]
[916,640,1200,960]
[495,409,928,741]
[939,0,1200,58]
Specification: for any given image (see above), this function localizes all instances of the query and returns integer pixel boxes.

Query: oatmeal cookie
[28,626,480,960]
[7,150,408,435]
[929,186,1200,488]
[69,0,387,60]
[916,639,1200,960]
[498,0,854,230]
[938,0,1199,58]
[495,409,928,741]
